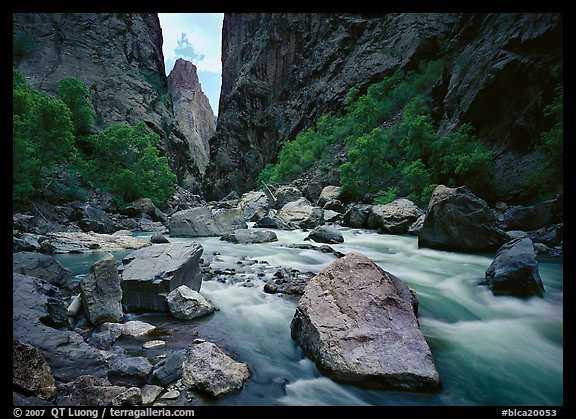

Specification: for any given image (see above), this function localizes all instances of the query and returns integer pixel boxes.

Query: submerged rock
[485,237,545,297]
[220,229,278,244]
[121,242,203,312]
[13,340,57,400]
[167,285,215,320]
[168,206,247,237]
[290,253,440,391]
[181,342,250,397]
[418,185,506,252]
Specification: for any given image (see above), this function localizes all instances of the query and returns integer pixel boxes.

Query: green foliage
[58,77,95,135]
[79,122,177,207]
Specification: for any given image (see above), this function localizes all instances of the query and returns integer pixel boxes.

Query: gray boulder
[107,356,153,386]
[13,340,57,400]
[485,237,545,297]
[503,198,562,231]
[13,273,108,382]
[13,232,42,252]
[40,231,150,253]
[254,214,298,230]
[80,253,123,325]
[140,384,164,405]
[418,185,506,252]
[367,199,423,234]
[278,198,323,229]
[408,214,426,235]
[238,191,270,221]
[290,253,440,390]
[72,203,115,234]
[342,204,372,228]
[181,342,250,397]
[167,285,215,320]
[317,185,342,207]
[121,242,203,312]
[150,232,170,244]
[273,186,303,209]
[56,375,142,406]
[152,350,186,386]
[122,197,167,223]
[305,225,344,244]
[12,251,74,291]
[220,229,278,244]
[168,207,247,237]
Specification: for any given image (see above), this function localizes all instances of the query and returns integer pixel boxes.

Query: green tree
[58,76,95,135]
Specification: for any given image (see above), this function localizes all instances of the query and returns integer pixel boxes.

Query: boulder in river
[238,190,270,221]
[13,340,57,400]
[120,242,203,312]
[290,252,440,390]
[485,237,545,298]
[342,204,372,228]
[152,350,186,386]
[107,355,153,386]
[167,285,215,320]
[40,231,150,253]
[168,206,247,237]
[55,375,142,406]
[122,197,167,223]
[418,185,506,252]
[150,232,170,243]
[220,229,278,244]
[12,251,74,291]
[181,342,250,397]
[80,253,124,325]
[305,225,344,244]
[367,198,424,234]
[272,185,303,209]
[317,185,342,207]
[278,198,323,229]
[254,214,298,230]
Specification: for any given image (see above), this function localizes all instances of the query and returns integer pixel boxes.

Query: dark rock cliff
[168,59,216,176]
[204,13,562,200]
[12,13,202,192]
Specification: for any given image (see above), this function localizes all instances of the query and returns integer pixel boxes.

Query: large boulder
[55,375,142,406]
[120,242,203,312]
[305,225,344,244]
[238,191,270,221]
[152,350,186,386]
[150,232,170,244]
[278,198,323,229]
[122,197,167,223]
[167,285,215,320]
[254,214,298,230]
[503,198,562,231]
[485,237,545,297]
[220,229,278,244]
[272,186,303,209]
[367,199,424,234]
[290,253,440,390]
[12,251,74,290]
[71,203,115,234]
[13,340,57,400]
[418,185,506,252]
[107,356,153,386]
[181,342,250,397]
[317,185,342,207]
[168,207,247,237]
[80,253,123,325]
[40,231,150,254]
[342,204,372,228]
[13,273,108,382]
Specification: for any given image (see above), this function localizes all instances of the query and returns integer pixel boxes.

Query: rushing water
[54,227,563,406]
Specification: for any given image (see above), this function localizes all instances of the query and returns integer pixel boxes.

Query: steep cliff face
[12,13,201,192]
[167,59,216,175]
[205,13,562,200]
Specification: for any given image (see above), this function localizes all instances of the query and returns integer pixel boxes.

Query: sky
[158,13,224,116]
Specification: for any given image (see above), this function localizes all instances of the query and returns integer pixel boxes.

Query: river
[54,227,563,406]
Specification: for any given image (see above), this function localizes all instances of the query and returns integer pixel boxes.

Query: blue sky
[158,13,224,116]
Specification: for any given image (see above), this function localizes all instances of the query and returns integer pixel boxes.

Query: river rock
[13,232,42,252]
[503,198,561,231]
[80,253,123,325]
[12,251,74,291]
[323,199,346,213]
[167,285,215,320]
[290,252,440,390]
[408,214,426,235]
[367,199,424,234]
[168,206,247,237]
[13,273,108,382]
[278,198,323,229]
[263,282,278,294]
[141,384,164,405]
[150,232,170,243]
[13,392,54,406]
[305,225,344,244]
[143,340,166,349]
[342,204,372,228]
[152,350,186,386]
[108,355,153,386]
[121,242,203,312]
[317,185,342,207]
[254,214,298,230]
[238,190,270,221]
[56,375,141,406]
[273,186,303,209]
[72,202,115,234]
[288,243,345,258]
[123,197,167,223]
[220,229,278,244]
[13,340,57,400]
[418,185,506,252]
[485,237,545,297]
[120,320,157,337]
[40,231,150,254]
[181,342,250,397]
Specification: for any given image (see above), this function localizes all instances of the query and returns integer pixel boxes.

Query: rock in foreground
[181,342,250,397]
[485,237,545,297]
[290,253,440,390]
[121,242,203,312]
[13,340,57,400]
